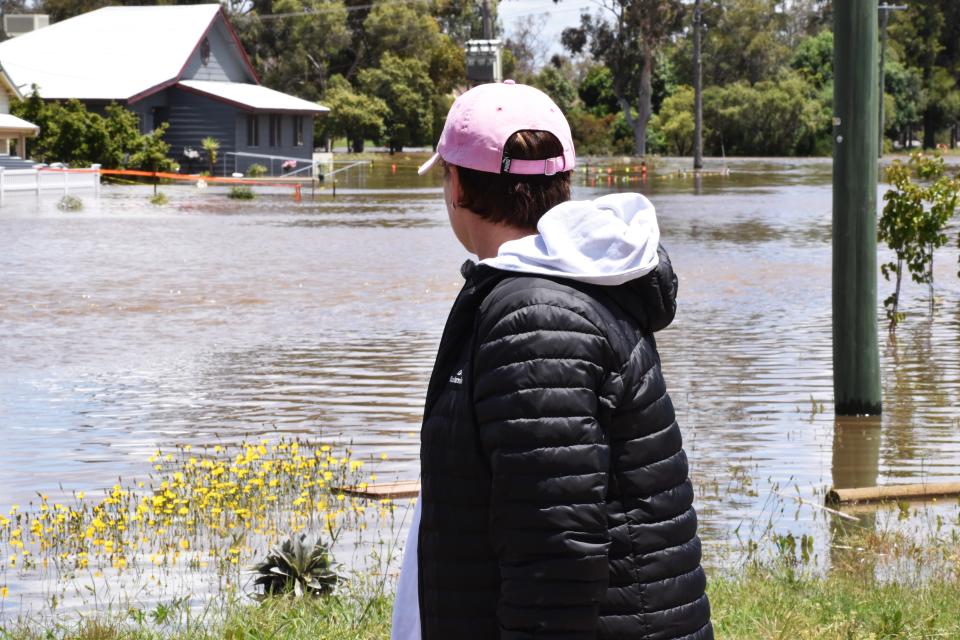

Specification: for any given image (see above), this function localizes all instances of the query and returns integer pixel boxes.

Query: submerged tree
[879,152,959,330]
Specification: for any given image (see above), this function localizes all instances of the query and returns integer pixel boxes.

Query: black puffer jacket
[418,248,712,640]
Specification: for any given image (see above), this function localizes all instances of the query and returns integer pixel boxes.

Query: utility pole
[482,0,492,39]
[833,0,882,416]
[693,0,703,170]
[878,4,907,157]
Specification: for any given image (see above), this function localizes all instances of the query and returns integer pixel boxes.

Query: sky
[496,0,595,61]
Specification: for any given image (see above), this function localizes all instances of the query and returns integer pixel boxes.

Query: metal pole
[878,8,888,157]
[482,0,492,39]
[693,0,703,170]
[833,0,882,416]
[877,5,907,158]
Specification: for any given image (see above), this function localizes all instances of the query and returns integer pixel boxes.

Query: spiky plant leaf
[248,533,339,599]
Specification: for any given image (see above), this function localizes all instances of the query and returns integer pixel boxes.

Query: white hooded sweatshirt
[391,192,663,640]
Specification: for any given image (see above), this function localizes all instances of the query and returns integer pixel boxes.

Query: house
[0,5,328,175]
[0,63,39,168]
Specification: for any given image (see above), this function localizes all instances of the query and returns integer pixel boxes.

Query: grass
[711,565,960,639]
[3,564,959,639]
[1,593,393,639]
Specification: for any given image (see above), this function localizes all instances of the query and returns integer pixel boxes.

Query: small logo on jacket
[449,369,463,385]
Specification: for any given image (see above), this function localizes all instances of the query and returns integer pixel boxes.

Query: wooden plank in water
[826,482,960,505]
[337,480,420,500]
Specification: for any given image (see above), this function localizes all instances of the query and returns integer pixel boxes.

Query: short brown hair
[448,130,572,230]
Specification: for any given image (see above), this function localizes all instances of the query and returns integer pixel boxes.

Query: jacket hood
[479,192,678,332]
[481,192,660,286]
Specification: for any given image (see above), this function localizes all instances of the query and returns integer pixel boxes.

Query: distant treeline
[6,0,959,157]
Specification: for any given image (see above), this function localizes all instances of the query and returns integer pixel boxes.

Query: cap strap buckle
[500,154,567,176]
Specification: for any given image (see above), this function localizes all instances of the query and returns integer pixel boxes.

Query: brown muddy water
[1,156,960,617]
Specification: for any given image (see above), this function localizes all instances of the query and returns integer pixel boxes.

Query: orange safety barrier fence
[39,167,303,201]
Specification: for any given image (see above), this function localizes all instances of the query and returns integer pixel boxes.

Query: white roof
[178,80,329,114]
[0,4,224,101]
[0,113,39,133]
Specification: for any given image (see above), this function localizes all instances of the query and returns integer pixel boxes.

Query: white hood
[480,192,661,286]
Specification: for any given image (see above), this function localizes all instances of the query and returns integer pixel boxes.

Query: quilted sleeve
[473,298,613,640]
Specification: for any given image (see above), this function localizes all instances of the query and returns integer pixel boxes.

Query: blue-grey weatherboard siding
[80,88,315,175]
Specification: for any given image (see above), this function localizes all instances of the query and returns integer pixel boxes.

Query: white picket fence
[0,164,101,205]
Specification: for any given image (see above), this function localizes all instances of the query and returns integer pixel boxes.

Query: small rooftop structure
[465,39,503,85]
[2,14,50,38]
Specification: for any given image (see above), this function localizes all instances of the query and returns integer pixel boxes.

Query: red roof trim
[173,7,259,87]
[128,77,179,105]
[129,6,259,104]
[219,6,261,85]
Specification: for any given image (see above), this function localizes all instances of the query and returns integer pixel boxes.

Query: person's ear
[448,164,463,209]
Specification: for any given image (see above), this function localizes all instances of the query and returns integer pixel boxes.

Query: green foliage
[246,163,268,178]
[237,0,351,102]
[879,152,959,329]
[317,76,389,153]
[791,30,833,89]
[129,123,176,173]
[228,185,256,200]
[10,88,146,168]
[251,533,338,599]
[567,111,616,156]
[57,195,83,212]
[562,0,684,155]
[578,65,619,117]
[887,1,960,148]
[201,137,220,175]
[532,65,577,116]
[357,53,434,152]
[649,85,697,155]
[149,192,169,206]
[702,73,829,156]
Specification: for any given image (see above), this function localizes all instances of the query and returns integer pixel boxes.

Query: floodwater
[2,156,960,615]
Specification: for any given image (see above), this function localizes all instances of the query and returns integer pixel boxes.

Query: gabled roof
[178,80,328,114]
[0,4,257,102]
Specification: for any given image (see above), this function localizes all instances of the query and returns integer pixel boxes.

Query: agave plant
[250,533,338,599]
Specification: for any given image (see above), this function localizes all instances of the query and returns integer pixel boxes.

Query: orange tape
[41,167,305,199]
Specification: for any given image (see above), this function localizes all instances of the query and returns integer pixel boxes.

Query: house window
[269,114,282,147]
[247,114,259,147]
[293,116,304,146]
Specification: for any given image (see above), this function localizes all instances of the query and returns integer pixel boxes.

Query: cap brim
[417,152,440,176]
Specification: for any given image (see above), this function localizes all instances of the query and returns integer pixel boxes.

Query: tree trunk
[635,49,654,157]
[693,0,703,169]
[922,109,936,149]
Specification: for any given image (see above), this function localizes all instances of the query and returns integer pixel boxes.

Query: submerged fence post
[832,0,882,416]
[92,164,101,196]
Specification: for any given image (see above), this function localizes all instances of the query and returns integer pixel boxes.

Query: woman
[393,80,713,640]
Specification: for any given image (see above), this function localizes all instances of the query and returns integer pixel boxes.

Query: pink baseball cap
[418,80,576,176]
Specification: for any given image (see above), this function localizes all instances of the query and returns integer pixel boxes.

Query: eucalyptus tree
[561,0,684,156]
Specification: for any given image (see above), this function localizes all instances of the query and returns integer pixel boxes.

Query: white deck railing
[0,165,101,205]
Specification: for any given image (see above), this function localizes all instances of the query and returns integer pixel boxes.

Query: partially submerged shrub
[57,195,83,211]
[247,163,268,178]
[228,185,255,200]
[250,533,338,599]
[879,151,959,329]
[149,192,169,206]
